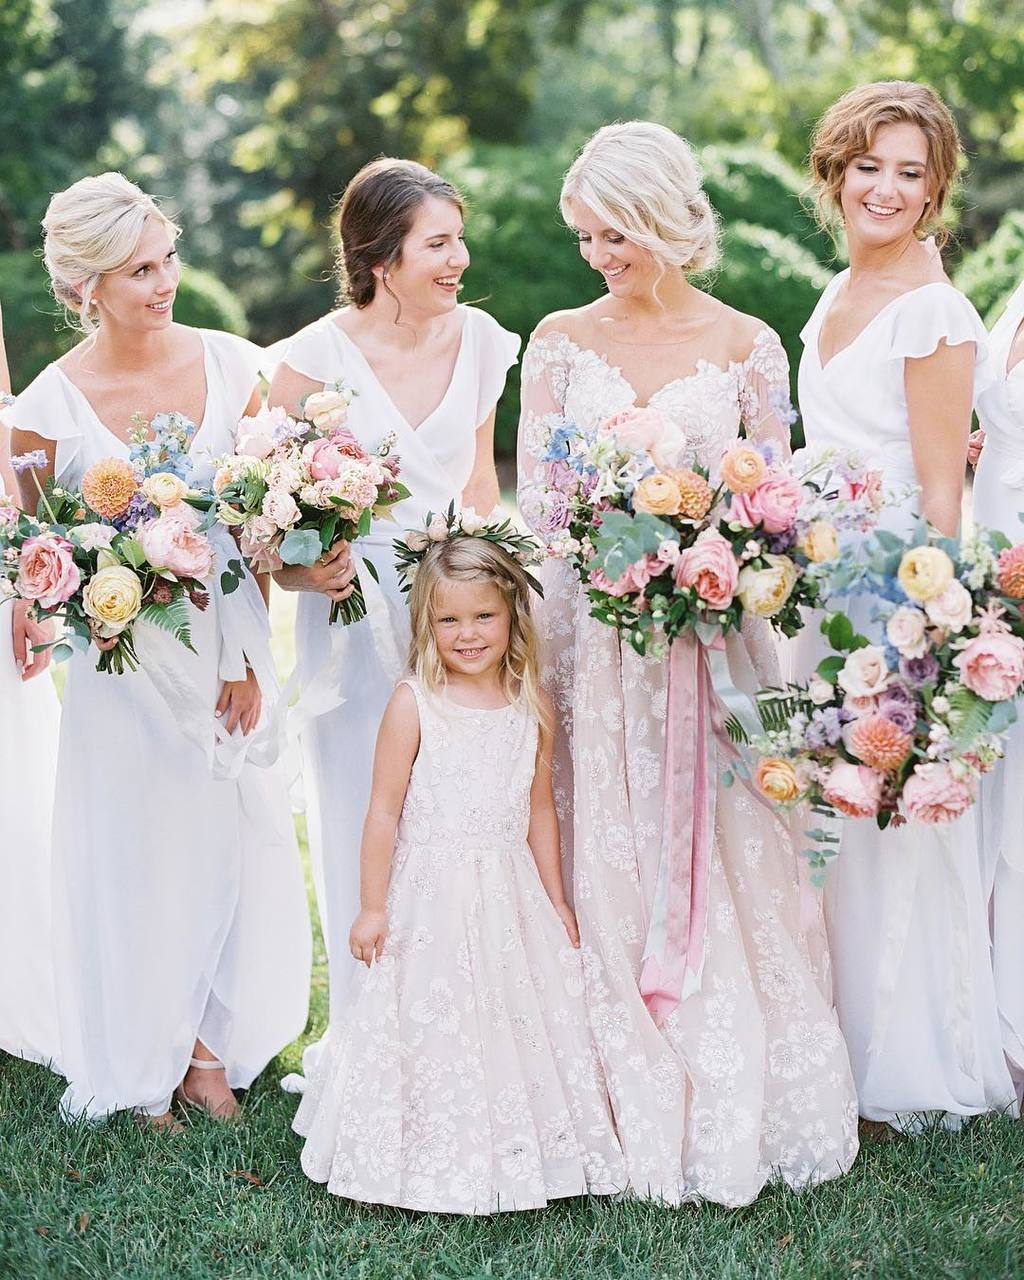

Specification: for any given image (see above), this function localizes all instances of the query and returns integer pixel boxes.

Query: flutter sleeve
[886,282,998,407]
[515,329,574,530]
[738,326,793,458]
[469,307,521,427]
[276,314,345,387]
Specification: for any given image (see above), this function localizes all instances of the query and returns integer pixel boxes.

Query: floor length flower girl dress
[6,331,311,1120]
[795,272,1017,1126]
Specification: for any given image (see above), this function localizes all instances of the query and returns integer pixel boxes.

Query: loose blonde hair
[560,120,720,275]
[407,537,547,728]
[41,172,181,333]
[809,81,962,249]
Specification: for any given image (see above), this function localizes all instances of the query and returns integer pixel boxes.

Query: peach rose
[633,473,682,516]
[800,521,840,564]
[728,474,803,533]
[16,534,81,608]
[755,757,801,803]
[954,632,1024,702]
[821,760,884,818]
[720,446,767,495]
[674,530,739,610]
[138,509,215,580]
[903,762,975,824]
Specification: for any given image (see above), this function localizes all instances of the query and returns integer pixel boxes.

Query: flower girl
[293,520,625,1213]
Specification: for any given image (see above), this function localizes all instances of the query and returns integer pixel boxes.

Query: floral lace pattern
[517,325,859,1205]
[293,681,627,1214]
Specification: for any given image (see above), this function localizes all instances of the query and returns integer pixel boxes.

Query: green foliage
[0,252,249,392]
[954,211,1024,325]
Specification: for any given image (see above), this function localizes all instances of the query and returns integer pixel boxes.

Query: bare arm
[265,361,356,600]
[906,339,975,537]
[526,692,579,946]
[349,683,421,964]
[461,407,501,515]
[0,299,10,398]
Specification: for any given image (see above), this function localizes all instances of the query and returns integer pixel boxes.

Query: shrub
[954,211,1024,324]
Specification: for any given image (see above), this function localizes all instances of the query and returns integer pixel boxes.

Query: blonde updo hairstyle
[407,536,547,730]
[42,172,181,333]
[809,81,962,249]
[560,121,720,279]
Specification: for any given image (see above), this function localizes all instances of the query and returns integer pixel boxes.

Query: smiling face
[568,200,659,300]
[378,194,470,318]
[90,217,180,333]
[430,576,511,681]
[840,122,931,249]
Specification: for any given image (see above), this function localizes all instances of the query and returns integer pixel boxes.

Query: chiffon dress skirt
[276,305,519,1073]
[5,329,311,1119]
[793,272,1017,1127]
[293,680,626,1213]
[0,605,62,1069]
[973,277,1024,1103]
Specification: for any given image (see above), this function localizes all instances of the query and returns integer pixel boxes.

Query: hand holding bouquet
[210,384,409,624]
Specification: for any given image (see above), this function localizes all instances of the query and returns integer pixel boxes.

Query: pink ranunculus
[600,406,676,455]
[16,534,81,608]
[821,759,884,818]
[138,508,215,580]
[954,632,1024,702]
[902,762,975,824]
[302,436,358,481]
[727,474,803,534]
[674,530,739,610]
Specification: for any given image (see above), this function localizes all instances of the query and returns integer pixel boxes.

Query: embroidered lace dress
[517,326,859,1206]
[293,679,626,1213]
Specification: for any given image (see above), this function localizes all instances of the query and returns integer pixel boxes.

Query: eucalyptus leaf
[279,528,323,566]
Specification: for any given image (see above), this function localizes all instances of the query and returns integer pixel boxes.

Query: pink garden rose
[590,553,665,598]
[674,530,739,610]
[138,508,215,580]
[16,534,81,608]
[302,433,365,480]
[727,474,803,533]
[902,762,975,824]
[600,406,676,455]
[821,759,884,818]
[954,632,1024,702]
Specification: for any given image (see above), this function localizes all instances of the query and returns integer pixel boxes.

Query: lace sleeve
[516,330,574,531]
[738,327,793,459]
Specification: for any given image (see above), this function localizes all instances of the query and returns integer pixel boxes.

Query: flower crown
[394,503,544,596]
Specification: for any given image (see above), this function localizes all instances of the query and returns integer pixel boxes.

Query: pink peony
[236,432,276,460]
[954,632,1024,702]
[674,530,739,610]
[727,474,803,533]
[903,762,975,824]
[821,760,884,818]
[16,534,81,608]
[302,435,364,480]
[137,508,215,580]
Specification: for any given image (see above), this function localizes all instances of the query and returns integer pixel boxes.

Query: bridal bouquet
[210,385,409,624]
[521,404,891,655]
[750,524,1024,848]
[2,414,219,674]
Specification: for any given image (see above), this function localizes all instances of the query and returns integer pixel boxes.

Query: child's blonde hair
[407,536,546,726]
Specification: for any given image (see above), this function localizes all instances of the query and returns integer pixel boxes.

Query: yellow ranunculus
[755,757,801,803]
[737,553,797,616]
[82,565,143,638]
[633,473,682,516]
[897,545,954,602]
[800,520,839,563]
[142,472,189,510]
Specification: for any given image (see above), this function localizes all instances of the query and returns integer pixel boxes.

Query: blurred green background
[3,0,1023,454]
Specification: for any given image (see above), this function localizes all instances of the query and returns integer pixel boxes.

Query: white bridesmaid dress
[5,330,311,1120]
[0,419,62,1068]
[973,278,1024,1104]
[794,272,1017,1126]
[276,305,519,1058]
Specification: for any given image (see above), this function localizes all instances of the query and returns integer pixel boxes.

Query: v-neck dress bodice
[277,304,520,1051]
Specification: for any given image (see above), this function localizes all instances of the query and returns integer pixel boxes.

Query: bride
[517,121,858,1206]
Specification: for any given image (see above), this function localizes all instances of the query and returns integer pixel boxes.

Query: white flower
[807,673,834,705]
[657,538,680,565]
[404,529,429,552]
[426,513,449,542]
[886,605,928,657]
[924,580,973,633]
[837,644,892,698]
[458,507,487,535]
[71,522,118,552]
[261,488,300,529]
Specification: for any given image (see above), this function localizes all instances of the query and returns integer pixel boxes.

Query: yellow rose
[800,520,840,563]
[633,473,682,516]
[755,757,801,803]
[720,446,767,495]
[82,565,143,638]
[897,545,954,602]
[142,472,189,509]
[737,553,798,617]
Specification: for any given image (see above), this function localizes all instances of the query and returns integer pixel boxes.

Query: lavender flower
[806,706,846,749]
[10,450,47,473]
[900,652,940,689]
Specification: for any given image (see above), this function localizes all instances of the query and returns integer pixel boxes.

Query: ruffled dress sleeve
[3,366,85,486]
[466,307,520,427]
[515,329,575,528]
[738,327,793,457]
[886,283,989,362]
[201,330,267,425]
[277,313,347,386]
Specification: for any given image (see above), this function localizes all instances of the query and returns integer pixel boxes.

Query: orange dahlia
[847,714,912,772]
[669,469,713,520]
[998,544,1024,599]
[81,457,138,520]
